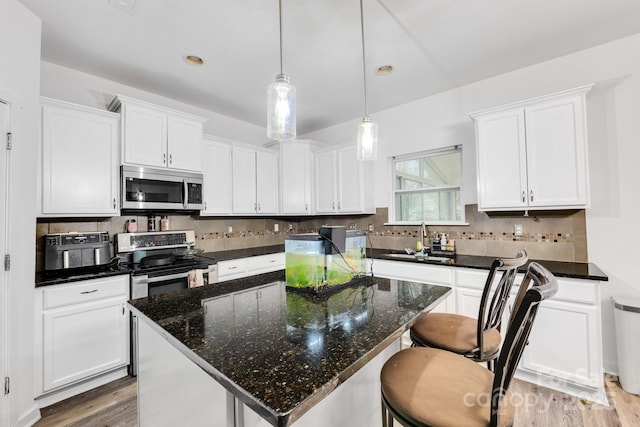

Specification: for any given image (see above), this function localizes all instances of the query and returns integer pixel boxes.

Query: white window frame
[388,145,466,225]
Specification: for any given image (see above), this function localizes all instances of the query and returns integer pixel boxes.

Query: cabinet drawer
[552,278,599,305]
[218,259,248,278]
[42,276,129,309]
[248,253,285,273]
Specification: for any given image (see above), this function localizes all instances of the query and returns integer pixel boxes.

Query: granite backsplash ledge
[34,204,588,271]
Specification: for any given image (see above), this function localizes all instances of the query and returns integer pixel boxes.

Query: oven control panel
[116,230,196,252]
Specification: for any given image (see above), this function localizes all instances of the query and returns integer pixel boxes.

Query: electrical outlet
[288,223,293,231]
[349,223,356,230]
[514,224,524,237]
[228,226,233,234]
[368,224,374,232]
[274,223,279,232]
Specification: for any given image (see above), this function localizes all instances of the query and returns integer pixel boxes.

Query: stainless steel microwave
[121,165,203,212]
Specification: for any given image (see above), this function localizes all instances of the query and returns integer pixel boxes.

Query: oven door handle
[147,271,190,283]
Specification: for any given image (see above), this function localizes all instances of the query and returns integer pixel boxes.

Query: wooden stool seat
[381,347,515,427]
[410,312,502,356]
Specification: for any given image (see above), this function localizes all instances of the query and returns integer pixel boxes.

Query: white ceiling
[18,0,640,135]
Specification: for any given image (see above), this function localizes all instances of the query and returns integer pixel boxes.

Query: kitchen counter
[199,244,608,281]
[201,244,284,262]
[369,249,608,281]
[35,264,131,287]
[129,271,451,426]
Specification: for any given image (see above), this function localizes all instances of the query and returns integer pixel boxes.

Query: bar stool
[381,262,558,427]
[410,250,527,371]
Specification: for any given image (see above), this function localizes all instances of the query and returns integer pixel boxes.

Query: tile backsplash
[35,204,587,271]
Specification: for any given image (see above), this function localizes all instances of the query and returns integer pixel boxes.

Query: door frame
[0,99,11,427]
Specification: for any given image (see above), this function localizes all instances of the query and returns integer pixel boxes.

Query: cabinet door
[525,95,588,208]
[41,101,119,216]
[475,108,528,210]
[167,115,203,172]
[42,298,128,392]
[280,142,312,214]
[519,298,602,388]
[232,146,257,214]
[201,137,232,215]
[122,103,167,168]
[256,150,279,214]
[337,145,363,213]
[314,151,337,214]
[455,286,483,319]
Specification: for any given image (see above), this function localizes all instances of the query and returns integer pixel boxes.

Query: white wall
[304,33,640,374]
[40,61,269,146]
[0,0,41,425]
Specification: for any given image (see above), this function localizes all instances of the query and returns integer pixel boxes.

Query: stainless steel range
[115,230,218,376]
[116,230,218,298]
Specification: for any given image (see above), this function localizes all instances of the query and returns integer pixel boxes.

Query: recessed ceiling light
[376,65,393,75]
[184,55,204,66]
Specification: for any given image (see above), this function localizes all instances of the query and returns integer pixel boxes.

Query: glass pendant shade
[267,73,296,141]
[357,116,378,161]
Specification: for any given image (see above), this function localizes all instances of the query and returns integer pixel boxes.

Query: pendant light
[267,0,296,141]
[356,0,378,161]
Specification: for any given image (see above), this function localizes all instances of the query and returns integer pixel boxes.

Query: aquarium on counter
[285,230,367,294]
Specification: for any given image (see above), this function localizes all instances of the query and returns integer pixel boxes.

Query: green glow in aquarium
[285,231,367,294]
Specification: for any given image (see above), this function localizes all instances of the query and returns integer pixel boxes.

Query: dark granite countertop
[201,244,284,262]
[199,245,607,281]
[128,271,451,426]
[369,249,608,281]
[35,265,132,287]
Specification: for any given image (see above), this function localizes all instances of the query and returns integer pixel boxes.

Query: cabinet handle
[332,202,335,210]
[204,202,207,210]
[338,202,341,210]
[254,203,257,212]
[163,153,166,165]
[305,203,308,212]
[81,289,98,294]
[269,260,276,263]
[258,203,261,212]
[530,190,534,202]
[229,266,237,270]
[169,154,173,165]
[113,198,116,209]
[122,304,125,315]
[521,191,525,203]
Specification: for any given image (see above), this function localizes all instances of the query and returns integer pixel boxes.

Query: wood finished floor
[34,374,639,426]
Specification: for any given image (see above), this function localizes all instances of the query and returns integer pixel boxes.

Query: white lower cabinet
[217,253,285,283]
[515,277,605,403]
[35,275,130,402]
[369,259,606,404]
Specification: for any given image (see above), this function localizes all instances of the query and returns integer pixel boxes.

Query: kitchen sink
[382,253,453,263]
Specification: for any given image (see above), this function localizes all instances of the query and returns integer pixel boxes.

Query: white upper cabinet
[314,144,374,215]
[232,144,278,215]
[471,85,592,211]
[109,95,206,172]
[40,98,120,217]
[277,140,314,215]
[201,135,233,215]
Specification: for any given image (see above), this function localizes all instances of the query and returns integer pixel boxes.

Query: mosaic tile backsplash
[35,204,587,271]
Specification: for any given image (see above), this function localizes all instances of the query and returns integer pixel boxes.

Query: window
[391,146,463,223]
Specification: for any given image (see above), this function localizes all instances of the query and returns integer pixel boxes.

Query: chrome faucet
[419,222,428,251]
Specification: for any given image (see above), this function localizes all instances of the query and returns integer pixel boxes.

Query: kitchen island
[128,271,451,427]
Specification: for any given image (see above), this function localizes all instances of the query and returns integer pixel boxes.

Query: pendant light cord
[279,0,284,75]
[360,0,369,117]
